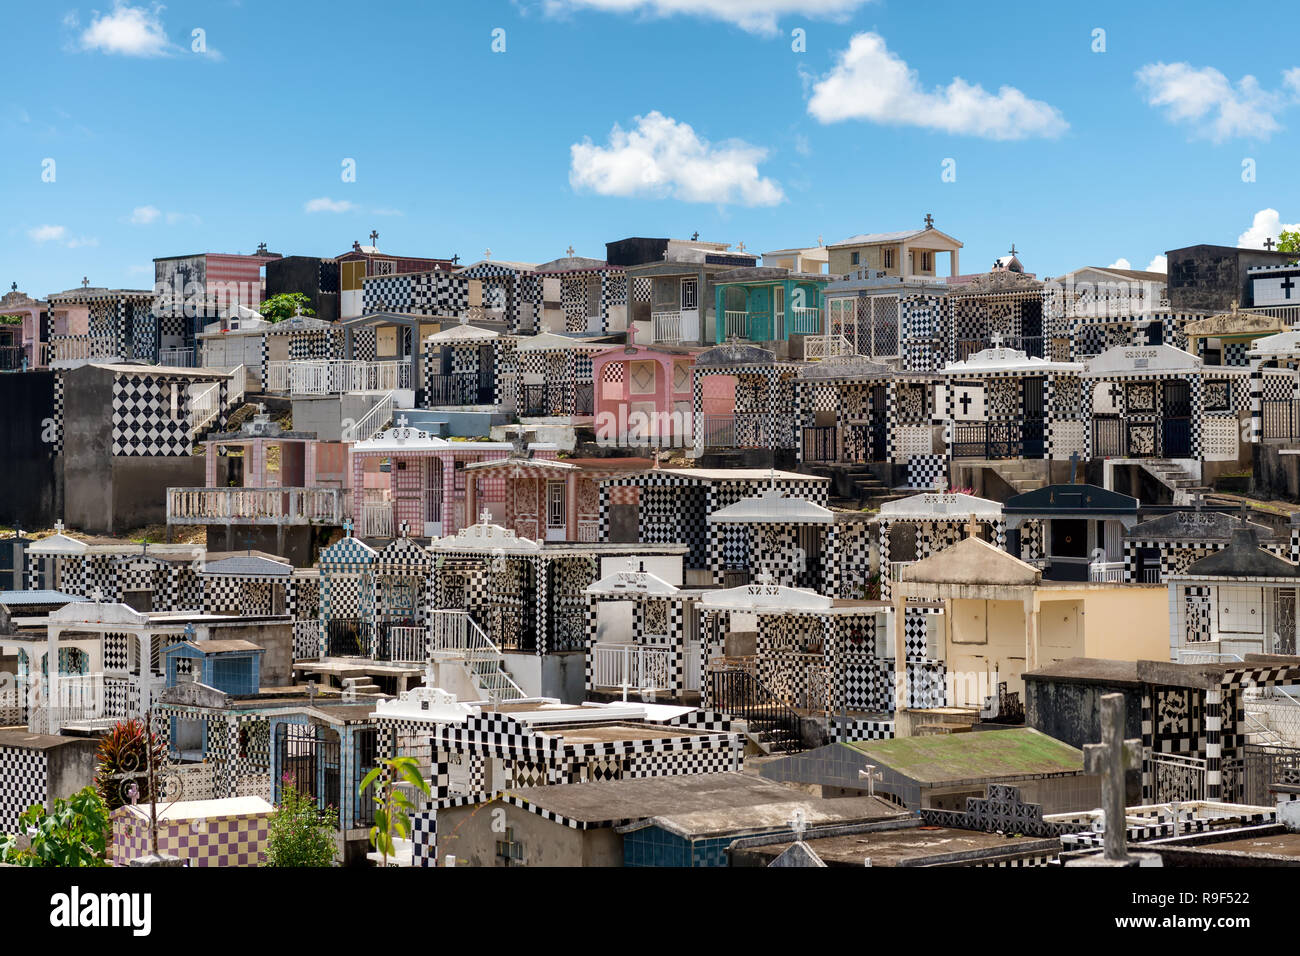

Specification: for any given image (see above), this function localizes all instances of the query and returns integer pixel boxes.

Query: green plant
[94,719,168,811]
[0,786,109,867]
[258,292,316,322]
[359,756,430,866]
[264,780,337,867]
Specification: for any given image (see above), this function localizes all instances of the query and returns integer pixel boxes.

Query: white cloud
[129,205,160,225]
[79,2,173,57]
[1107,258,1132,270]
[372,207,405,217]
[304,197,358,214]
[1238,208,1300,248]
[28,224,97,248]
[807,32,1067,140]
[1136,62,1296,142]
[538,0,870,36]
[29,225,67,243]
[569,111,784,206]
[165,210,201,225]
[1146,255,1168,274]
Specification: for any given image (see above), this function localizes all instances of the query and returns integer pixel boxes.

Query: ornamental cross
[369,230,379,246]
[924,213,934,229]
[343,518,354,537]
[1265,237,1276,251]
[736,241,746,252]
[1282,276,1295,300]
[479,507,492,525]
[788,808,807,842]
[566,245,575,257]
[54,519,64,533]
[989,331,1005,348]
[484,248,492,261]
[858,763,882,796]
[82,276,89,288]
[965,513,981,539]
[1082,693,1142,863]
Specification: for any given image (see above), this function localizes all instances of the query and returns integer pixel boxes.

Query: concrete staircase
[803,463,907,510]
[981,459,1046,495]
[1139,459,1213,505]
[342,676,381,696]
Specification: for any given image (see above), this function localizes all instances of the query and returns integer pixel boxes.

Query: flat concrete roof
[847,728,1085,785]
[748,826,1058,867]
[1023,657,1143,687]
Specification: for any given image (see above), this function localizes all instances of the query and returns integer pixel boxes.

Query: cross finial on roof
[965,513,981,539]
[817,234,824,247]
[183,622,196,641]
[90,587,103,603]
[479,507,492,525]
[399,520,410,538]
[9,282,15,292]
[396,414,409,428]
[989,331,1005,348]
[858,763,881,796]
[1083,693,1142,863]
[369,229,379,247]
[256,402,266,415]
[1008,243,1018,257]
[754,571,775,586]
[1265,237,1277,251]
[342,518,354,537]
[484,248,492,261]
[54,519,64,534]
[451,254,460,265]
[924,213,934,229]
[788,808,807,842]
[691,231,699,241]
[81,276,89,288]
[933,477,948,494]
[566,245,575,257]
[737,241,746,252]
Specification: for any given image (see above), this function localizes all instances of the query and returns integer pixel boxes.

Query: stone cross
[183,622,196,642]
[1008,243,1018,257]
[924,213,934,228]
[343,518,354,537]
[54,519,64,534]
[788,808,806,842]
[369,230,379,247]
[82,277,89,288]
[484,249,492,261]
[396,414,409,428]
[989,331,1005,348]
[691,231,699,241]
[965,513,981,539]
[736,241,746,252]
[858,764,881,796]
[933,476,948,494]
[565,245,575,257]
[399,521,410,538]
[451,254,460,265]
[91,588,103,603]
[479,507,492,525]
[1265,237,1276,251]
[1082,693,1142,863]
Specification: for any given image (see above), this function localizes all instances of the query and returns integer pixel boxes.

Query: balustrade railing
[167,487,348,525]
[49,335,116,362]
[651,310,682,344]
[265,360,412,395]
[592,643,673,692]
[788,307,822,335]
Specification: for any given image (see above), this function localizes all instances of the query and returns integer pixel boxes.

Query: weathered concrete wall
[46,739,101,803]
[200,620,294,686]
[1166,245,1295,312]
[607,503,638,542]
[203,525,316,567]
[111,457,206,533]
[63,365,115,532]
[1253,443,1300,503]
[1024,676,1142,804]
[436,799,622,867]
[0,370,60,528]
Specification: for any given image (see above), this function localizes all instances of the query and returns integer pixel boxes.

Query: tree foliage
[264,781,337,867]
[359,756,429,866]
[258,292,316,323]
[0,786,110,867]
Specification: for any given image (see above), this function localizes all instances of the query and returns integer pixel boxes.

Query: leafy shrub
[0,786,110,867]
[264,781,337,867]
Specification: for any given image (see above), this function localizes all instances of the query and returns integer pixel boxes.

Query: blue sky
[3,0,1299,297]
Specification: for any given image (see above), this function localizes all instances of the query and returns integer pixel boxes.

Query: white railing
[227,364,247,407]
[1088,559,1127,582]
[804,333,855,362]
[50,335,116,362]
[592,643,673,692]
[789,307,822,335]
[190,381,222,436]
[359,490,394,538]
[25,673,136,733]
[264,360,412,395]
[723,310,749,340]
[158,347,195,367]
[343,391,395,443]
[167,487,348,525]
[651,310,682,344]
[430,609,526,701]
[387,626,429,663]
